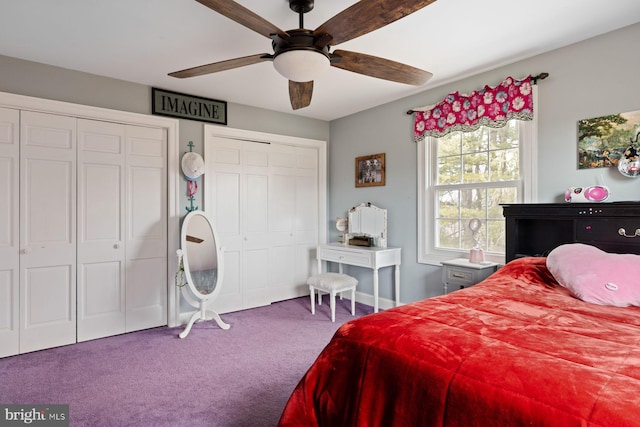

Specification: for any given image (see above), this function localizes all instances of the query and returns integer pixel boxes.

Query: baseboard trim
[354,291,397,311]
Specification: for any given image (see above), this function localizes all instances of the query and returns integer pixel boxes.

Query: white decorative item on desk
[468,218,485,264]
[336,217,349,245]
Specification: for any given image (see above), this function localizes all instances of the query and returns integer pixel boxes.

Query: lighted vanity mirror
[177,210,230,338]
[348,203,388,247]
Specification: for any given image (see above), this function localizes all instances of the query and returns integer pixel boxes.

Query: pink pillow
[546,243,640,307]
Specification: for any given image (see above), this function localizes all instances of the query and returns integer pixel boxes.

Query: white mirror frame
[177,210,230,338]
[348,203,388,247]
[181,210,223,301]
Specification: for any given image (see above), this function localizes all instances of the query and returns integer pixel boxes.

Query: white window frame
[417,90,538,265]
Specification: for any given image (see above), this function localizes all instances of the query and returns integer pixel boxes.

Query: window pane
[462,152,488,183]
[489,148,519,181]
[488,122,519,149]
[487,219,506,252]
[462,127,488,153]
[436,219,461,249]
[459,188,486,216]
[437,133,461,157]
[488,187,517,219]
[437,190,459,219]
[437,156,462,184]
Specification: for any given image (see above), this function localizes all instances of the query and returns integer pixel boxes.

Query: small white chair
[307,273,358,322]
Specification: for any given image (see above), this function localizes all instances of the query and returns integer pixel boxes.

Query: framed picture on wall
[355,153,385,187]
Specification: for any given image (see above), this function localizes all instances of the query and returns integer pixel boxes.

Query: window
[418,118,537,265]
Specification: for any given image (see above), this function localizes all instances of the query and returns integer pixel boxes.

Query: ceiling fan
[169,0,435,110]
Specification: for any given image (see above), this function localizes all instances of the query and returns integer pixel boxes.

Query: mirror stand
[177,250,230,338]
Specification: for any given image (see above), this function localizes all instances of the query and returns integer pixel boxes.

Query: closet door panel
[20,111,76,354]
[209,170,243,313]
[242,248,270,308]
[294,148,320,284]
[242,144,271,309]
[127,166,165,258]
[125,125,167,331]
[126,257,165,330]
[77,119,126,341]
[0,270,17,357]
[0,107,19,357]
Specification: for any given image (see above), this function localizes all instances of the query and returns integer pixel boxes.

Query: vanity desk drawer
[317,246,373,268]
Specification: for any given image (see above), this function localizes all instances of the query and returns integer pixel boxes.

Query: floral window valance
[413,75,534,142]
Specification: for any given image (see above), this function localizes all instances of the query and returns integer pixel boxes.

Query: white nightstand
[441,259,498,294]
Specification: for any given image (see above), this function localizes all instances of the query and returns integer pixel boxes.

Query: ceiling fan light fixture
[273,49,330,83]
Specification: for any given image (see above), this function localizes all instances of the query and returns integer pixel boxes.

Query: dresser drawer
[441,259,498,294]
[317,247,374,268]
[576,219,640,243]
[443,266,475,287]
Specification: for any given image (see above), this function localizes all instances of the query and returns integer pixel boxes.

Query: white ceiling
[1,0,639,121]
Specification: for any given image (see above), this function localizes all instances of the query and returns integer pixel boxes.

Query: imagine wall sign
[152,88,226,125]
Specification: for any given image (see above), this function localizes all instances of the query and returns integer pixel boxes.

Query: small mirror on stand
[336,217,349,245]
[176,210,230,338]
[348,203,387,247]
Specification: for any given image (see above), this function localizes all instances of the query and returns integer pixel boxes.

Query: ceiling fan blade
[289,81,313,110]
[331,50,432,85]
[169,53,270,78]
[314,0,436,46]
[195,0,288,39]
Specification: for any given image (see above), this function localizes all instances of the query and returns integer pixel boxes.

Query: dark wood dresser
[502,202,640,262]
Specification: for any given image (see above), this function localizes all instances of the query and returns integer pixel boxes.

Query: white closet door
[125,125,167,331]
[77,119,126,341]
[0,107,19,357]
[20,111,77,353]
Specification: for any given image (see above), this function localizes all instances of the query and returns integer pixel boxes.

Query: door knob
[21,247,32,255]
[113,243,121,249]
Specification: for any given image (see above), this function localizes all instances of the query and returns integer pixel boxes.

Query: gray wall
[0,54,331,215]
[328,22,640,303]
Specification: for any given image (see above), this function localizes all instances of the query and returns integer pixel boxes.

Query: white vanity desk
[316,243,401,313]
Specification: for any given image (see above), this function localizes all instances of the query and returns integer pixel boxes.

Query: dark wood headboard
[502,202,640,262]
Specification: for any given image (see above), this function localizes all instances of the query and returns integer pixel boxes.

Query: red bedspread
[278,257,640,426]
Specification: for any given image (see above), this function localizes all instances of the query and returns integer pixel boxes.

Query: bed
[278,203,640,426]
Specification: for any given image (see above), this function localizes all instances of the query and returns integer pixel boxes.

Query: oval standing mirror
[177,210,230,338]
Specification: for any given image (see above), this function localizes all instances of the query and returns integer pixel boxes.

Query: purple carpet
[0,296,373,426]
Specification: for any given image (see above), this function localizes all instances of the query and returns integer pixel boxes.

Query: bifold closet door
[0,107,19,358]
[77,119,126,342]
[20,111,77,354]
[78,120,167,339]
[206,137,319,313]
